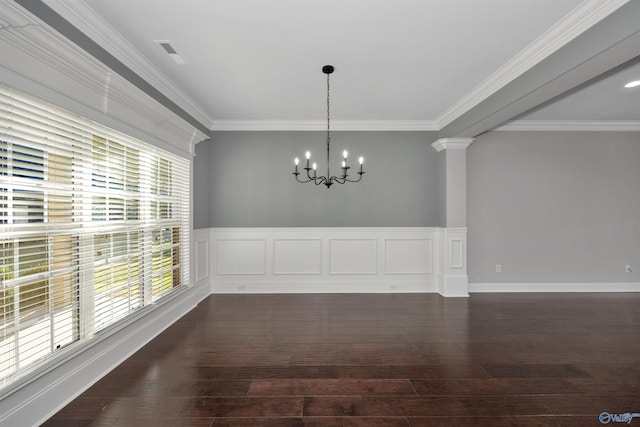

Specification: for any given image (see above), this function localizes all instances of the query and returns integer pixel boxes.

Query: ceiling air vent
[155,40,186,65]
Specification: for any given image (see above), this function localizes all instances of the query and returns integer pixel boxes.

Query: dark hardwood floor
[43,293,640,426]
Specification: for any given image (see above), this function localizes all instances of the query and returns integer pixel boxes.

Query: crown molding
[2,21,156,125]
[0,4,208,154]
[210,120,439,132]
[1,3,110,99]
[0,0,39,26]
[431,138,474,152]
[15,1,634,137]
[435,0,629,129]
[495,120,640,132]
[41,0,215,128]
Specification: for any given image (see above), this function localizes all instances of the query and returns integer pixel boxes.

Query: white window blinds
[0,84,190,390]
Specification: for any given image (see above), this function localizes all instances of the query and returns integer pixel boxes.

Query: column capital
[431,138,474,152]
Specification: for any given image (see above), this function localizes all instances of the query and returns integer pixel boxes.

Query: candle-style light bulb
[312,163,317,170]
[294,158,299,165]
[359,156,364,165]
[305,151,311,160]
[341,160,346,168]
[343,150,348,159]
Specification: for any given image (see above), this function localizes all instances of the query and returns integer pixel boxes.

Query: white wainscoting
[438,228,469,297]
[385,238,433,274]
[205,228,468,296]
[273,239,322,275]
[194,228,211,285]
[217,240,266,275]
[329,239,378,275]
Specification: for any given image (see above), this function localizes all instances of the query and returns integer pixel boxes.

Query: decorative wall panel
[195,239,209,283]
[273,239,322,274]
[216,239,266,275]
[385,239,433,274]
[329,239,377,275]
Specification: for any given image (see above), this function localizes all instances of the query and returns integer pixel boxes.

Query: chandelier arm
[343,172,365,183]
[329,170,364,183]
[305,167,316,181]
[293,173,314,184]
[314,176,328,186]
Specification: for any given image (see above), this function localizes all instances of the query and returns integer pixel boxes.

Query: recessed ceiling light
[624,80,640,88]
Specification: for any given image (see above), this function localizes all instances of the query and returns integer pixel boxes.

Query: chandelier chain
[327,71,330,137]
[326,71,331,179]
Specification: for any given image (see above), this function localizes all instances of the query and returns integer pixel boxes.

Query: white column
[432,138,473,297]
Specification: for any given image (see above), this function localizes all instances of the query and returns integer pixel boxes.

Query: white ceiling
[40,0,640,132]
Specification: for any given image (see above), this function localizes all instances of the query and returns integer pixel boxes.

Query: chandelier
[293,65,365,188]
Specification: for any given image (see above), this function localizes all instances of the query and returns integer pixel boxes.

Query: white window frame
[0,83,191,392]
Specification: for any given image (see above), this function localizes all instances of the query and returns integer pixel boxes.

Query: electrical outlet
[496,264,502,273]
[625,265,632,273]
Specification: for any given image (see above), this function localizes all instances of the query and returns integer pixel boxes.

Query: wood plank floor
[43,293,640,426]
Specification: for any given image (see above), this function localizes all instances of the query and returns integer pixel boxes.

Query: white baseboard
[212,279,438,294]
[469,282,640,293]
[0,283,210,427]
[438,273,470,297]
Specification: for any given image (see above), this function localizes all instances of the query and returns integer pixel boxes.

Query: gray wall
[468,131,640,283]
[194,131,442,227]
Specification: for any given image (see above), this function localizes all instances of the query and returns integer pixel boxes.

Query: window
[0,84,190,390]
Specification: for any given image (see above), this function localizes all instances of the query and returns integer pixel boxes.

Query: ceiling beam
[438,0,640,139]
